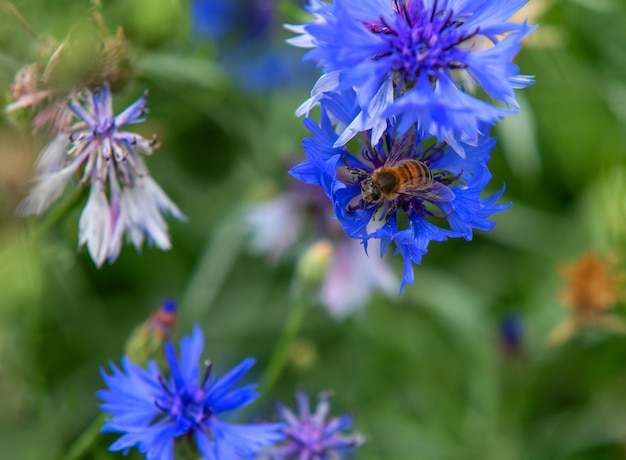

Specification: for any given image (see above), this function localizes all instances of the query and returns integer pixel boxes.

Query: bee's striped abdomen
[400,160,432,186]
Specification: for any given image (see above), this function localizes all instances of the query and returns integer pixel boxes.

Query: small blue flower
[192,0,313,93]
[290,111,509,292]
[265,389,365,459]
[500,312,524,354]
[288,0,536,155]
[98,325,284,460]
[17,83,184,267]
[192,0,275,43]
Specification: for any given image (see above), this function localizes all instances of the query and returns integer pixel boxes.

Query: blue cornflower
[17,83,184,267]
[98,325,284,460]
[500,312,524,354]
[264,389,365,459]
[192,0,275,43]
[192,0,312,93]
[288,0,536,155]
[290,110,509,291]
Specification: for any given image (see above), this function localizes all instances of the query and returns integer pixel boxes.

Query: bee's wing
[386,130,416,164]
[398,180,456,203]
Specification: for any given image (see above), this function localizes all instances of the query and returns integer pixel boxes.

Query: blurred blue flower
[192,0,313,93]
[288,0,536,155]
[264,389,365,459]
[17,83,184,267]
[290,110,509,292]
[99,324,284,460]
[192,0,275,43]
[499,312,524,355]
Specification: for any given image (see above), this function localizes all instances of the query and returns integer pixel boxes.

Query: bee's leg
[434,168,463,184]
[342,157,369,180]
[345,167,369,181]
[346,198,366,213]
[427,206,453,219]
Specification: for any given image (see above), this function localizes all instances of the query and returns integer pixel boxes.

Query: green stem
[61,413,106,460]
[257,291,309,401]
[178,215,246,330]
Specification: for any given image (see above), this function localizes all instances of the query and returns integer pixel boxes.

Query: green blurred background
[1,0,626,459]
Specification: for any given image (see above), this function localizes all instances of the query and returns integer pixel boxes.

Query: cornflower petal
[33,132,71,174]
[206,357,256,406]
[79,183,112,268]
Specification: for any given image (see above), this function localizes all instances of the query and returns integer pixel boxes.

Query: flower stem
[178,215,246,331]
[257,290,309,401]
[61,413,105,460]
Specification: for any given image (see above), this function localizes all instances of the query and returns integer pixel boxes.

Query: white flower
[19,83,184,266]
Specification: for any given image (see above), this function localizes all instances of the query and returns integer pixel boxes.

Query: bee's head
[361,177,382,203]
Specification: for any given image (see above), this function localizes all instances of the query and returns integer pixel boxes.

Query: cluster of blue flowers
[100,323,364,459]
[288,0,536,290]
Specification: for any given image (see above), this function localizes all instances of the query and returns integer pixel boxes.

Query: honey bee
[346,159,455,221]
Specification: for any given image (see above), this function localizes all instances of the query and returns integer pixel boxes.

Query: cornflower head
[288,0,536,155]
[125,299,178,366]
[98,325,285,460]
[548,252,626,346]
[264,389,365,460]
[499,312,523,355]
[6,21,132,134]
[6,62,74,134]
[245,175,396,317]
[18,82,184,267]
[290,109,508,292]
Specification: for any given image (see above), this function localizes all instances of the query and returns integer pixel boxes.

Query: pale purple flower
[321,238,396,318]
[244,180,396,316]
[264,389,365,460]
[18,83,184,266]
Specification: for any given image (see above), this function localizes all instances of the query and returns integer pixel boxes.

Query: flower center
[156,372,213,431]
[367,0,478,85]
[92,118,116,139]
[288,421,326,454]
